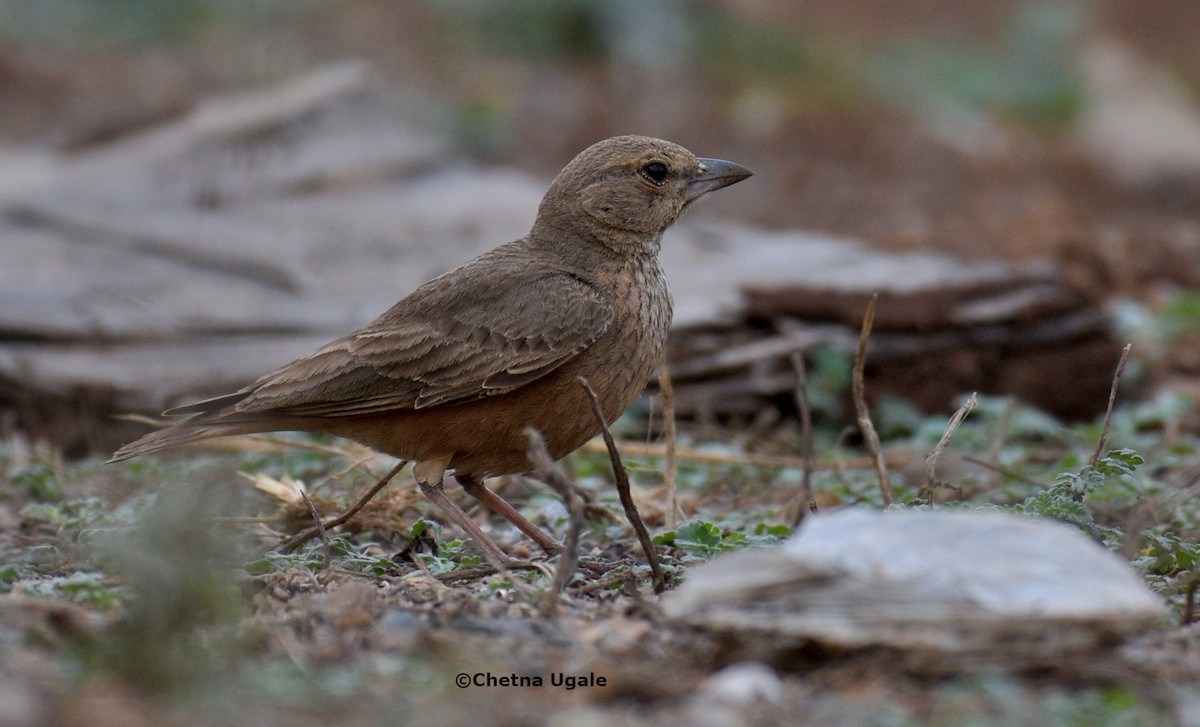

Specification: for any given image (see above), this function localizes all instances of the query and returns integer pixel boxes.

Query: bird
[110,135,752,563]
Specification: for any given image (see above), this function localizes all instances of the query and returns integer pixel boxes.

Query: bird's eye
[641,161,669,185]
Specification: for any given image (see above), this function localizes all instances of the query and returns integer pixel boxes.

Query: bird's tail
[108,421,254,463]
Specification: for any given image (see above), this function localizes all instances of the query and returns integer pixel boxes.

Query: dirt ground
[4,2,1200,725]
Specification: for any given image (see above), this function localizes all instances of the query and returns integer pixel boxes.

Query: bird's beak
[686,158,753,204]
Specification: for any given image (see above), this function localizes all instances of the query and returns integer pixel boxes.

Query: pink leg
[458,474,563,555]
[417,479,515,566]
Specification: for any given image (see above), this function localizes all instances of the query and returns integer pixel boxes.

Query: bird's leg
[457,473,563,555]
[413,458,513,566]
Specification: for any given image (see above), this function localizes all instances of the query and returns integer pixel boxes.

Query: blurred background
[3,0,1200,449]
[2,0,1198,271]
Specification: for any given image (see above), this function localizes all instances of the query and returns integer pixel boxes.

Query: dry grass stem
[789,350,816,526]
[658,365,681,530]
[435,561,541,584]
[115,413,171,428]
[986,397,1016,488]
[525,427,584,611]
[852,294,893,505]
[297,487,332,569]
[308,455,379,495]
[1184,572,1200,625]
[1090,343,1132,467]
[922,392,977,503]
[1118,505,1160,562]
[831,425,855,487]
[433,555,546,601]
[577,438,910,471]
[276,460,407,553]
[578,375,666,593]
[409,547,435,580]
[961,455,1043,488]
[570,571,634,595]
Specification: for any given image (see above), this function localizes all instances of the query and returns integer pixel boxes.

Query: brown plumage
[110,135,751,562]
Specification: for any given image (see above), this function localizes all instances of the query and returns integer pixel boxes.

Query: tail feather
[108,421,255,462]
[163,391,250,417]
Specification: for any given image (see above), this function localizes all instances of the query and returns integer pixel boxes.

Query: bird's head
[534,135,751,255]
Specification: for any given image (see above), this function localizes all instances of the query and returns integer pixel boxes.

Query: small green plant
[16,571,122,610]
[655,519,790,559]
[0,563,18,590]
[666,520,723,557]
[1016,449,1144,537]
[10,461,64,501]
[20,497,123,533]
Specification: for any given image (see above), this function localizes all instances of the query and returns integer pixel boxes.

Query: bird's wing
[201,266,613,419]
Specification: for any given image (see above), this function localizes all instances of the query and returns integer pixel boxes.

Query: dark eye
[641,161,669,185]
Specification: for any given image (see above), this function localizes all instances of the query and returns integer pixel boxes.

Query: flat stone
[664,508,1165,669]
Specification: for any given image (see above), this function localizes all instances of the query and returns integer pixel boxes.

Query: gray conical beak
[686,157,753,203]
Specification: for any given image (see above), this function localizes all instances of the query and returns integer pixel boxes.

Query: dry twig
[434,561,542,584]
[1090,343,1132,467]
[921,392,977,503]
[570,570,634,596]
[658,365,681,530]
[577,438,910,471]
[1184,571,1200,625]
[578,376,667,593]
[297,487,332,569]
[961,455,1042,488]
[789,350,816,526]
[831,425,855,486]
[308,454,379,495]
[525,427,585,612]
[852,294,893,505]
[985,397,1015,489]
[276,460,407,553]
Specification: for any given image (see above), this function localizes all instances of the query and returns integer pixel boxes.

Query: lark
[112,136,751,561]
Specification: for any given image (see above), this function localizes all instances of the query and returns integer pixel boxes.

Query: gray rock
[664,508,1165,670]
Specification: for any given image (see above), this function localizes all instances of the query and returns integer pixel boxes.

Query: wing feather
[209,253,613,420]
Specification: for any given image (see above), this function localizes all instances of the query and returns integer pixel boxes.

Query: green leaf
[410,519,429,537]
[1096,449,1144,477]
[242,558,277,576]
[753,523,792,538]
[675,520,723,554]
[0,564,19,592]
